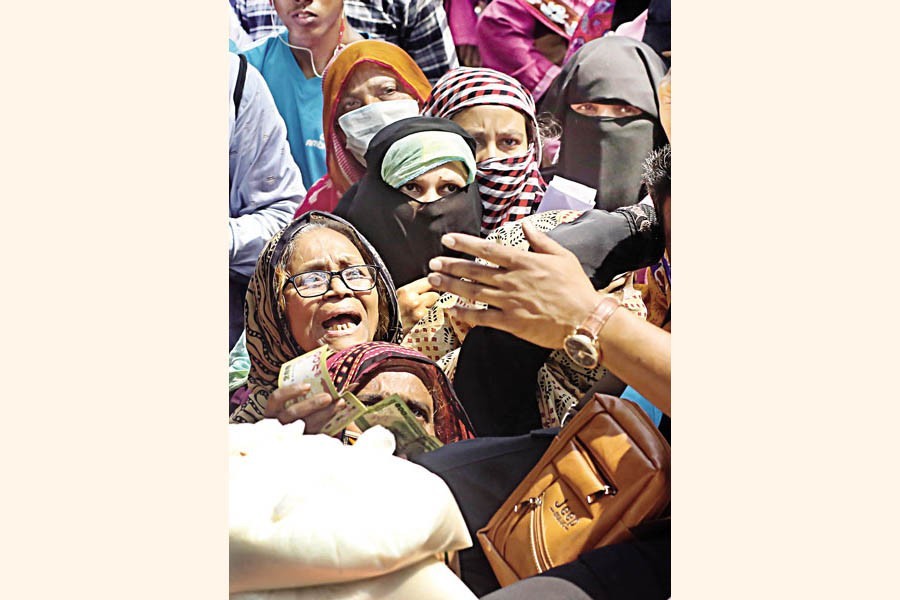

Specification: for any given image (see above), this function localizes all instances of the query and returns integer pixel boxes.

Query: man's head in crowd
[642,144,671,257]
[272,0,344,46]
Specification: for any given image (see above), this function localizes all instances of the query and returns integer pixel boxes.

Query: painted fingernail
[427,273,442,287]
[429,258,442,270]
[441,234,456,248]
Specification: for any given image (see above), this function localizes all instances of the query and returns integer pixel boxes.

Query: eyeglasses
[283,265,380,298]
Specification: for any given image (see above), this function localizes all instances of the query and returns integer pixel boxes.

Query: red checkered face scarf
[422,68,546,234]
[475,148,545,234]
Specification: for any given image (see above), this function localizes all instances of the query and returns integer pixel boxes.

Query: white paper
[535,175,597,213]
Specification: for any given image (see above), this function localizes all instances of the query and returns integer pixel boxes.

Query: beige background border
[674,2,900,597]
[3,2,899,597]
[3,2,229,597]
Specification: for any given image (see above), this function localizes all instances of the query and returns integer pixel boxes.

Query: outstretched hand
[426,222,600,349]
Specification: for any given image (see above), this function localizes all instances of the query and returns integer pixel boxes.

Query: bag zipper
[514,494,552,573]
[533,496,554,571]
[571,438,618,504]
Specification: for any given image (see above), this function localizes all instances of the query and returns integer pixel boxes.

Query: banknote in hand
[277,345,339,401]
[354,394,443,458]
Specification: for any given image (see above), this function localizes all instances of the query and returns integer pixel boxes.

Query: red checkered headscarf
[326,342,476,444]
[421,68,546,234]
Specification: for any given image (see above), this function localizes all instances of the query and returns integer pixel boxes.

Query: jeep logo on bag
[550,499,580,531]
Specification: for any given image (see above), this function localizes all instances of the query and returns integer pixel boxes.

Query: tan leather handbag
[476,394,670,586]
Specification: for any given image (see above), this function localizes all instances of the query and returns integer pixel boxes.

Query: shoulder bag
[476,393,671,586]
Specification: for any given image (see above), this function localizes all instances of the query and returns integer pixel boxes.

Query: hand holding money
[265,382,338,431]
[270,346,341,432]
[275,347,444,457]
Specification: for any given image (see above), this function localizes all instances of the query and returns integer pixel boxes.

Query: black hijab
[540,36,668,211]
[334,116,483,287]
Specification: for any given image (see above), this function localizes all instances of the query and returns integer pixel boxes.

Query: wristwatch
[562,295,621,369]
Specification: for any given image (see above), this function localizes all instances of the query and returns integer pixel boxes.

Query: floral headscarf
[513,0,596,41]
[564,0,617,62]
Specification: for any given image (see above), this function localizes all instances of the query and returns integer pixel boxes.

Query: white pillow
[229,421,473,593]
[230,557,477,599]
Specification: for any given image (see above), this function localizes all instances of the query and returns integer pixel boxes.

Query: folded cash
[277,345,339,401]
[319,392,368,438]
[277,349,443,457]
[354,394,443,458]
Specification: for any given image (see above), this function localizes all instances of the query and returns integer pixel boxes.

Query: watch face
[563,334,599,369]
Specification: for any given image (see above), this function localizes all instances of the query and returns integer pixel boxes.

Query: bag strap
[561,374,617,427]
[560,395,587,428]
[233,53,248,121]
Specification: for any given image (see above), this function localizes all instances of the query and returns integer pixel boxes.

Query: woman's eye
[402,183,421,194]
[407,404,431,422]
[617,105,641,117]
[341,98,361,113]
[440,183,460,195]
[501,138,521,148]
[298,273,325,288]
[570,102,641,118]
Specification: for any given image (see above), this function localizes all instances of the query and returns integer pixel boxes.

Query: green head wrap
[380,130,476,189]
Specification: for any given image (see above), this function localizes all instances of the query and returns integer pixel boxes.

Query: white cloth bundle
[231,557,477,599]
[229,421,473,593]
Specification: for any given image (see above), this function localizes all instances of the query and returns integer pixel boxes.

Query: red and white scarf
[421,67,546,235]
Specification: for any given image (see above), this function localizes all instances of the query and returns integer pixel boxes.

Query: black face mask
[374,186,482,287]
[557,112,657,211]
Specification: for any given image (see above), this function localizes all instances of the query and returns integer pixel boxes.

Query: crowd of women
[228,0,671,597]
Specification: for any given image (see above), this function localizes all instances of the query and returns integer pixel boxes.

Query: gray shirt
[229,53,306,278]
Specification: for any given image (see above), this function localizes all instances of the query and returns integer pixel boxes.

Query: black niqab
[539,36,667,211]
[334,116,483,287]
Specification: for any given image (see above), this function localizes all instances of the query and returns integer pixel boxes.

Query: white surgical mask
[337,99,420,165]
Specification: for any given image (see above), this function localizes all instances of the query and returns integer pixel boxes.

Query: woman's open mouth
[321,313,363,336]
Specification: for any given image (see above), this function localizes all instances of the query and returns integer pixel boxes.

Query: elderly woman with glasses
[229,211,402,425]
